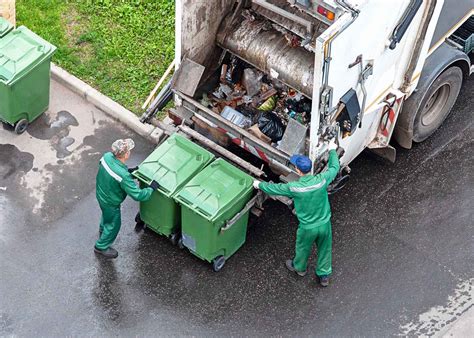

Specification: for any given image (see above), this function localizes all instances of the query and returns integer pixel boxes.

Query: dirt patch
[61,6,94,62]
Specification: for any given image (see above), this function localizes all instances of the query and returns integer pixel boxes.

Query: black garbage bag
[257,112,285,142]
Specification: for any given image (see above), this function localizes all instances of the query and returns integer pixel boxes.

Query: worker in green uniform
[94,138,158,259]
[254,141,341,286]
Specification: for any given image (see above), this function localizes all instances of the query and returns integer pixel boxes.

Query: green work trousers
[293,221,332,277]
[95,203,121,250]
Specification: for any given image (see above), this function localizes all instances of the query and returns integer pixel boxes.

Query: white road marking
[400,278,474,336]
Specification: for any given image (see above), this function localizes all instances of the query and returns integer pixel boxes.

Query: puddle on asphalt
[1,122,13,131]
[27,110,79,159]
[53,136,76,159]
[28,110,79,140]
[0,144,34,180]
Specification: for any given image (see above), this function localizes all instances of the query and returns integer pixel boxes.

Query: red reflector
[317,5,335,21]
[317,5,327,15]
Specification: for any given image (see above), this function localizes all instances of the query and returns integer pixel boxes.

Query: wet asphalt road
[0,76,473,336]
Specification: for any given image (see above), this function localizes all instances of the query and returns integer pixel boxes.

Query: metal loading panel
[174,158,254,223]
[0,26,56,84]
[133,134,215,197]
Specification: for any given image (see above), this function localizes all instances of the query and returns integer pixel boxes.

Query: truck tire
[393,43,470,149]
[412,66,463,142]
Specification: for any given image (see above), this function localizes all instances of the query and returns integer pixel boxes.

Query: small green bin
[0,26,57,134]
[133,134,214,240]
[175,158,254,271]
[0,17,13,38]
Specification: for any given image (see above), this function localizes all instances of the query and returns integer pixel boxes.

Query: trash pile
[199,55,312,146]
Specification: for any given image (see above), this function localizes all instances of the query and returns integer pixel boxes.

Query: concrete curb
[50,64,164,144]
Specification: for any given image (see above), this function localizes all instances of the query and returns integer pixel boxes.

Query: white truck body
[171,0,473,179]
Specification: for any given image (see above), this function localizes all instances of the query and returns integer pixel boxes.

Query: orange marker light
[317,5,335,21]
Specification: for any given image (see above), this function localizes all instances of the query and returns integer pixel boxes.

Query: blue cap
[290,154,312,173]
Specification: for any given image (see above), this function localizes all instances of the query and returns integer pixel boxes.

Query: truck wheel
[413,66,462,142]
[212,256,226,272]
[14,119,29,134]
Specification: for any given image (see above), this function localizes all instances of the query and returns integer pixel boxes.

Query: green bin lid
[0,17,13,38]
[0,26,57,84]
[175,158,253,221]
[133,133,214,197]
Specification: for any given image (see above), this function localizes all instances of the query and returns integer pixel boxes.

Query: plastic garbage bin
[0,26,56,134]
[0,17,13,38]
[175,158,254,271]
[132,134,214,243]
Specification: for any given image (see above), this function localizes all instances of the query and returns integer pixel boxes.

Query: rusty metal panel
[180,0,234,76]
[171,58,205,97]
[217,14,315,97]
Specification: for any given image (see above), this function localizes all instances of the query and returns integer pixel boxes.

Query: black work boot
[285,259,307,277]
[94,246,118,259]
[319,275,330,287]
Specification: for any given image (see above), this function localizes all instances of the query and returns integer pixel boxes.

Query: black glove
[336,146,345,158]
[128,166,139,174]
[149,180,159,191]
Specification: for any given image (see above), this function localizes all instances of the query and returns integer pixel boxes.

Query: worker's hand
[149,180,159,191]
[336,146,345,158]
[128,166,139,174]
[253,180,261,189]
[328,139,338,151]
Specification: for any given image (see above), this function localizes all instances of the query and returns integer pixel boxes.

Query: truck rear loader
[147,0,473,198]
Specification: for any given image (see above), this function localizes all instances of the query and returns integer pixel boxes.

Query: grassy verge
[16,0,175,116]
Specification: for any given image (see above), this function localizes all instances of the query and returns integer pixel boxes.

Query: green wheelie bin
[0,17,13,38]
[132,133,214,244]
[0,25,57,134]
[174,158,254,271]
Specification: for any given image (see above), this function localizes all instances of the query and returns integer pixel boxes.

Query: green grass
[17,0,175,115]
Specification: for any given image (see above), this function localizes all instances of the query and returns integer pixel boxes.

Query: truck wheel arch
[393,43,471,149]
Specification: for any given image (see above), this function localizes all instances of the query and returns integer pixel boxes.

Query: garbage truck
[147,0,473,195]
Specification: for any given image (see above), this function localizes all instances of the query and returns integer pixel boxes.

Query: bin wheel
[177,237,184,250]
[170,233,180,246]
[212,256,226,272]
[14,119,29,134]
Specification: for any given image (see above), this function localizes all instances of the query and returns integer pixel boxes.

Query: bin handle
[132,171,152,185]
[220,193,261,232]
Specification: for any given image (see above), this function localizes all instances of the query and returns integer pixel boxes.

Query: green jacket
[259,150,340,229]
[96,152,153,207]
